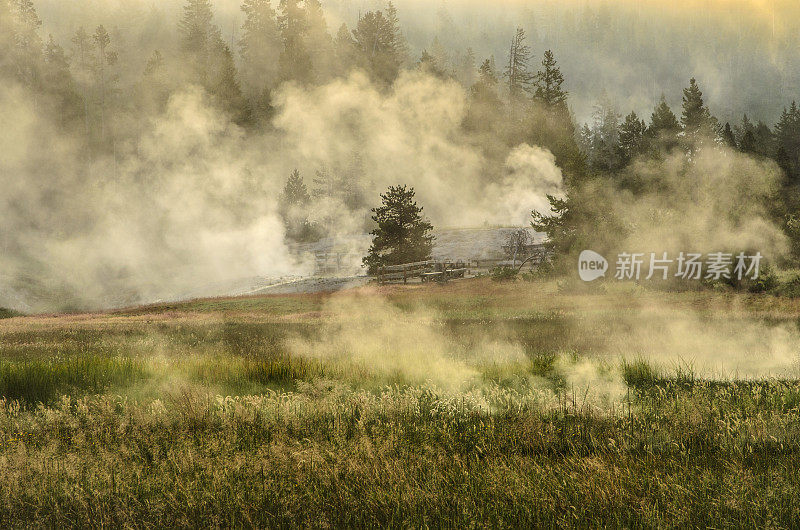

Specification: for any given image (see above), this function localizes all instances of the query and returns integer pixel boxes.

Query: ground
[1,278,800,527]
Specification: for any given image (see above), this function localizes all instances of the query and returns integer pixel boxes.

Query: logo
[578,250,608,282]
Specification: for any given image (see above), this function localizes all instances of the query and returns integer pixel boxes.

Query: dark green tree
[648,95,680,136]
[363,186,434,274]
[735,114,761,154]
[646,94,680,151]
[587,97,621,172]
[721,122,737,148]
[775,102,800,183]
[681,78,716,150]
[618,111,646,163]
[533,50,567,109]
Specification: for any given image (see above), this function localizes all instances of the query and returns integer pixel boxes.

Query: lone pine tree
[363,185,434,274]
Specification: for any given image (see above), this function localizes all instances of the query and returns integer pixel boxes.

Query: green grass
[0,355,146,405]
[2,279,800,526]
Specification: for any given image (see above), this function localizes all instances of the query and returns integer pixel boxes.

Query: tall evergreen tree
[681,78,716,149]
[11,0,43,89]
[736,114,757,154]
[363,185,434,274]
[775,102,800,183]
[721,122,737,148]
[180,0,247,122]
[417,49,446,78]
[646,94,680,151]
[278,0,313,84]
[464,57,502,134]
[333,22,357,72]
[533,50,567,109]
[92,25,117,143]
[352,8,403,85]
[588,97,621,172]
[385,1,408,65]
[43,34,81,129]
[304,0,334,82]
[239,0,282,94]
[618,111,646,163]
[70,27,94,136]
[649,95,680,135]
[139,49,169,113]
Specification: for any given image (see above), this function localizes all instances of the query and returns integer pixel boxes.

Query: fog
[1,0,796,311]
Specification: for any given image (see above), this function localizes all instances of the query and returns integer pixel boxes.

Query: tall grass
[1,383,800,527]
[0,356,146,405]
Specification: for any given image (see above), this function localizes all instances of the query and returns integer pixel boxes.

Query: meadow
[1,278,800,527]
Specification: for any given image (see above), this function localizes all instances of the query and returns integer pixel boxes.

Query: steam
[2,60,566,311]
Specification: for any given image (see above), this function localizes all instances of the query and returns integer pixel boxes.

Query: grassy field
[2,278,800,527]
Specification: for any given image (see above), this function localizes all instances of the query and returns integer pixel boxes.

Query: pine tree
[42,34,82,129]
[280,169,320,242]
[92,25,117,143]
[278,0,313,84]
[721,122,737,148]
[533,50,567,109]
[385,1,408,65]
[334,22,357,72]
[736,114,756,154]
[646,94,680,152]
[464,57,502,133]
[363,185,435,274]
[140,49,169,113]
[504,27,534,102]
[70,27,94,136]
[239,0,282,94]
[11,0,43,89]
[417,49,445,78]
[649,95,680,135]
[681,78,716,149]
[180,0,247,122]
[282,169,310,205]
[179,0,216,84]
[588,97,621,172]
[618,111,646,163]
[775,102,800,183]
[456,47,476,87]
[352,9,403,85]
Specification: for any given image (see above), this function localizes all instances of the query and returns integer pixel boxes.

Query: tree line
[4,0,800,266]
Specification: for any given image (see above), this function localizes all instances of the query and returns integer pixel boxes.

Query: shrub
[491,266,519,282]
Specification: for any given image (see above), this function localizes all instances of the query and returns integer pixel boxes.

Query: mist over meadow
[2,0,800,311]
